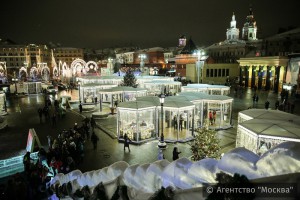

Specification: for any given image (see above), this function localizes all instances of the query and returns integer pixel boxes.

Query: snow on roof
[184,84,230,89]
[240,118,300,139]
[49,142,300,199]
[239,109,300,123]
[99,86,148,93]
[118,101,157,109]
[179,92,233,101]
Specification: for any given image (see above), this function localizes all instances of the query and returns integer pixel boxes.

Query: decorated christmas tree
[190,124,221,161]
[120,70,138,88]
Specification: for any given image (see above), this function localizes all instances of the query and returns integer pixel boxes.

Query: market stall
[162,99,195,142]
[238,109,300,124]
[80,83,117,103]
[117,101,157,143]
[141,80,182,96]
[236,118,300,154]
[98,87,148,105]
[182,84,230,95]
[178,92,233,129]
[0,91,7,115]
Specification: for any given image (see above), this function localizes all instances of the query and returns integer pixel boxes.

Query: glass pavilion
[182,84,230,95]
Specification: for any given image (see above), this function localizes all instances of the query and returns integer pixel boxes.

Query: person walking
[252,94,256,108]
[79,103,83,113]
[172,147,181,161]
[38,108,43,123]
[123,133,131,152]
[213,110,217,125]
[265,100,270,110]
[91,132,99,150]
[255,95,259,108]
[90,117,96,130]
[275,100,280,110]
[209,111,213,125]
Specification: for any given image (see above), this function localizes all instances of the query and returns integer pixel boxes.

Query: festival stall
[182,84,230,95]
[236,118,300,154]
[99,87,148,105]
[80,83,117,103]
[117,101,157,143]
[178,92,233,129]
[238,109,300,123]
[0,91,6,115]
[141,81,182,96]
[137,96,195,142]
[236,109,300,154]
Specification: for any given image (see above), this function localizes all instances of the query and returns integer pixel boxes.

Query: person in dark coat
[91,132,99,150]
[265,100,270,110]
[79,103,83,113]
[90,117,96,130]
[172,147,181,161]
[123,133,131,152]
[38,108,43,123]
[275,100,280,110]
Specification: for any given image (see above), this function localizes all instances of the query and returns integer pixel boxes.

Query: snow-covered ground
[49,141,300,200]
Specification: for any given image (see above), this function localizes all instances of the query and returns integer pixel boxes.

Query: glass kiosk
[117,101,157,143]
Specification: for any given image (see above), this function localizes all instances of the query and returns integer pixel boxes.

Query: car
[57,83,68,90]
[46,86,58,94]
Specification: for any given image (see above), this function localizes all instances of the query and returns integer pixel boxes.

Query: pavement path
[1,87,300,174]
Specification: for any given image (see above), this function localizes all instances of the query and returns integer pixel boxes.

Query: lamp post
[158,93,167,149]
[12,78,18,95]
[77,80,81,103]
[108,58,113,75]
[195,50,208,84]
[138,54,146,76]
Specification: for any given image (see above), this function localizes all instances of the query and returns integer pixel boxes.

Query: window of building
[226,69,229,76]
[206,69,209,77]
[210,69,214,77]
[218,69,221,77]
[222,69,225,77]
[214,69,218,77]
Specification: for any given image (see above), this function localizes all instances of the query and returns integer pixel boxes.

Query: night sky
[1,0,299,49]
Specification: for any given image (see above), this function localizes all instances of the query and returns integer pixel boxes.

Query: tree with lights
[190,125,221,161]
[120,70,138,88]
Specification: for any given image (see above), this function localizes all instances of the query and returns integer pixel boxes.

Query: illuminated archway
[30,67,39,80]
[19,67,28,80]
[41,66,50,81]
[0,62,7,83]
[53,66,59,78]
[0,62,7,78]
[71,59,86,76]
[85,61,99,75]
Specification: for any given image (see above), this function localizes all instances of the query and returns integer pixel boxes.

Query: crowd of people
[0,116,98,200]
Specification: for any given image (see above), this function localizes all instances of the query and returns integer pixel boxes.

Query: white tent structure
[178,92,233,129]
[118,101,157,143]
[182,84,230,95]
[238,109,300,123]
[236,109,300,154]
[48,142,300,200]
[99,86,148,104]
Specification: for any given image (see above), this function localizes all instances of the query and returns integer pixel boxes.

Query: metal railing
[0,152,39,179]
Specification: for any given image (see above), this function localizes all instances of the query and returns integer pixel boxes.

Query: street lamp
[158,93,167,149]
[108,58,113,75]
[194,50,208,84]
[77,80,81,103]
[12,78,19,95]
[138,54,146,75]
